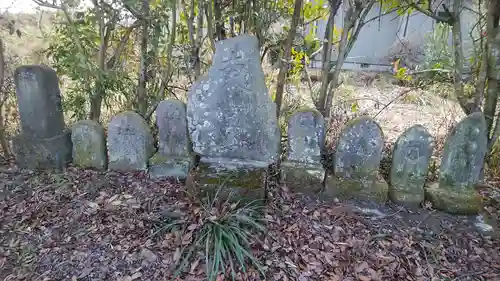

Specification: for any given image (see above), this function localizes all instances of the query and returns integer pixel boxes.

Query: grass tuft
[162,186,266,281]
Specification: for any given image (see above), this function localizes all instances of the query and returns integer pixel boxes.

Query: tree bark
[317,8,335,114]
[324,1,375,120]
[137,0,150,116]
[486,0,500,151]
[274,0,303,118]
[158,0,177,99]
[0,38,9,157]
[451,0,472,115]
[214,0,225,40]
[204,1,216,51]
[195,0,203,78]
[89,0,107,122]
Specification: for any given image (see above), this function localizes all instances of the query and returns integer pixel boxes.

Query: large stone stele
[108,111,155,171]
[389,125,434,207]
[186,35,280,198]
[281,108,325,194]
[14,65,66,139]
[149,100,195,180]
[12,65,72,169]
[324,116,388,203]
[71,120,107,170]
[425,112,487,214]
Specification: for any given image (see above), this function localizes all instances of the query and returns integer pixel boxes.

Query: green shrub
[159,187,266,281]
[420,22,454,82]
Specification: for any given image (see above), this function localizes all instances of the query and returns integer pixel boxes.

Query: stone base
[389,187,424,208]
[280,161,324,194]
[186,157,268,201]
[12,130,72,170]
[324,174,389,203]
[425,182,483,215]
[148,153,195,181]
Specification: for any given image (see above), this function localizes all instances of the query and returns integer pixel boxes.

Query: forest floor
[0,158,499,281]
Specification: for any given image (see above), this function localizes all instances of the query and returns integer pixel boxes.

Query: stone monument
[325,116,387,202]
[186,35,280,198]
[281,108,325,193]
[425,112,487,214]
[149,100,195,180]
[389,125,434,207]
[12,65,72,169]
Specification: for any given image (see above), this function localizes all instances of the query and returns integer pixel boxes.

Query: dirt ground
[0,159,499,281]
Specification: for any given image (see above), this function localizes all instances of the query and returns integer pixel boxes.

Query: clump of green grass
[158,187,267,281]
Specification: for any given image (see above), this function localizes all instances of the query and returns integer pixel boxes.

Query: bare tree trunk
[324,1,374,120]
[214,0,224,40]
[274,0,303,117]
[158,0,177,99]
[89,0,107,122]
[474,42,488,113]
[323,22,349,121]
[473,0,488,114]
[137,0,150,116]
[485,0,500,151]
[317,9,335,114]
[194,0,203,77]
[204,0,216,51]
[184,0,201,80]
[0,38,9,157]
[451,0,471,115]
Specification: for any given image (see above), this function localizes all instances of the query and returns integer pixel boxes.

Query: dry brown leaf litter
[0,158,498,281]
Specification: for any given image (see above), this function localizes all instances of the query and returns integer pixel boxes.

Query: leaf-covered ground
[0,159,499,281]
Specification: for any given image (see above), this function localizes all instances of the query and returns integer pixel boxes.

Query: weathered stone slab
[186,35,279,198]
[389,125,434,207]
[12,130,72,170]
[156,100,191,157]
[281,162,325,193]
[325,116,387,202]
[108,111,154,171]
[281,108,325,193]
[186,157,267,201]
[425,112,487,214]
[149,100,194,180]
[287,108,324,164]
[71,120,107,170]
[149,154,194,180]
[186,35,280,163]
[14,65,66,139]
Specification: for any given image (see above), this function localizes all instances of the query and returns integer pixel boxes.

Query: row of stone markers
[12,35,487,216]
[280,108,486,215]
[11,64,194,180]
[72,101,195,181]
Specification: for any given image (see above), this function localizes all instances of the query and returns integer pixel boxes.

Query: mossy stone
[12,130,72,170]
[71,120,106,170]
[324,174,389,203]
[425,182,483,215]
[186,157,267,202]
[389,188,424,208]
[148,152,194,180]
[280,161,324,194]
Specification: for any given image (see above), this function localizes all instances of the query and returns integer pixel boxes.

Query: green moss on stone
[186,158,267,202]
[292,107,323,116]
[280,161,324,194]
[12,130,72,170]
[148,152,194,180]
[73,143,106,170]
[388,188,424,208]
[425,182,483,215]
[324,175,388,203]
